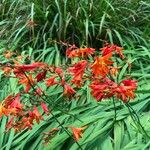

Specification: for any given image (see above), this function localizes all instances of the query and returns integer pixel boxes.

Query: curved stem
[125,103,150,139]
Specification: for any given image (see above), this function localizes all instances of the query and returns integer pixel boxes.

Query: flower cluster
[0,43,137,141]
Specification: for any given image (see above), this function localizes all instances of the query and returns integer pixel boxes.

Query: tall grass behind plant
[0,0,150,51]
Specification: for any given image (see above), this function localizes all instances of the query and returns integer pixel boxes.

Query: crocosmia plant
[0,43,138,145]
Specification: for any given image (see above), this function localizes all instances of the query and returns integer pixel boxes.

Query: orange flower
[0,102,7,117]
[0,101,17,117]
[17,55,23,61]
[70,126,86,141]
[3,95,15,106]
[43,128,59,136]
[11,117,34,131]
[1,94,24,117]
[77,47,95,58]
[91,53,113,77]
[3,51,13,59]
[18,74,34,93]
[110,67,120,77]
[66,45,95,58]
[22,117,34,130]
[46,77,58,87]
[1,67,12,76]
[66,44,78,58]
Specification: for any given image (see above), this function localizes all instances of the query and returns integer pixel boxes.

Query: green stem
[112,97,117,123]
[125,103,150,139]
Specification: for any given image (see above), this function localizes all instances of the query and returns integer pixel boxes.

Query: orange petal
[70,126,86,141]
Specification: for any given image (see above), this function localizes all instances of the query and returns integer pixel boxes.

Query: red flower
[60,77,65,86]
[15,62,46,72]
[121,79,137,89]
[89,82,107,101]
[100,44,124,59]
[14,62,47,77]
[34,87,43,96]
[41,102,49,115]
[29,106,43,124]
[6,117,14,131]
[68,60,87,87]
[55,67,63,76]
[100,46,112,56]
[115,45,125,59]
[8,93,23,110]
[63,84,76,96]
[115,79,137,102]
[36,70,47,82]
[89,78,117,101]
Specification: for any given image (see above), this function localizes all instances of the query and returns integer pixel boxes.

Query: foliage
[0,44,150,150]
[0,0,150,150]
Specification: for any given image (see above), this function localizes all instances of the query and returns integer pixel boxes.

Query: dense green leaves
[0,0,150,150]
